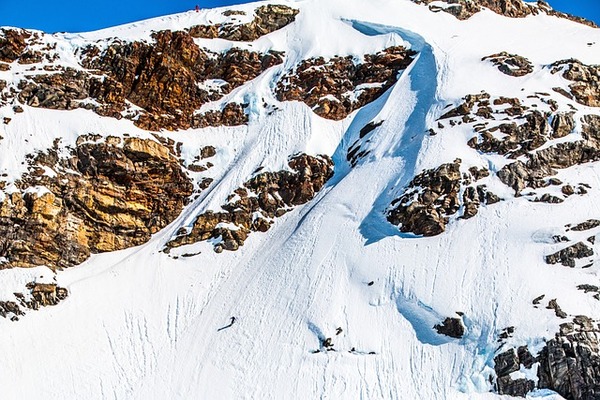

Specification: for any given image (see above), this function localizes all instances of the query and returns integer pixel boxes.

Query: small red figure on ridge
[195,5,200,12]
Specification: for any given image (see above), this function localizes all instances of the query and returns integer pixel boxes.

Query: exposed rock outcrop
[387,161,461,236]
[441,94,599,197]
[81,31,282,130]
[190,103,249,128]
[0,137,194,269]
[545,242,594,268]
[551,60,600,108]
[414,0,597,27]
[387,160,499,235]
[189,5,299,41]
[0,282,68,321]
[497,138,600,195]
[482,52,533,77]
[276,47,416,120]
[434,317,465,338]
[494,347,536,397]
[496,316,600,399]
[567,219,600,232]
[168,154,334,251]
[9,29,282,131]
[0,29,30,62]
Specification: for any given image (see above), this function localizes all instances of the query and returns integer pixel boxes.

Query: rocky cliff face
[8,31,282,131]
[0,136,193,270]
[188,4,299,41]
[168,154,334,252]
[552,60,600,108]
[414,0,597,27]
[495,316,600,399]
[276,47,416,120]
[388,85,599,236]
[0,282,68,321]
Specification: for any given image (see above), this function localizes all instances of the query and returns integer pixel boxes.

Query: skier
[230,316,236,325]
[195,5,200,12]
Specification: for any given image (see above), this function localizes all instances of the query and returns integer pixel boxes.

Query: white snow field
[0,0,599,399]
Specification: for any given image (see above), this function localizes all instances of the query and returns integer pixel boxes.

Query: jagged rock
[189,5,299,41]
[562,185,575,195]
[18,68,93,110]
[414,0,597,27]
[388,161,461,236]
[440,93,491,120]
[567,219,600,232]
[0,300,25,319]
[388,160,500,234]
[552,60,600,108]
[200,146,216,159]
[191,103,248,128]
[0,282,68,319]
[4,31,281,130]
[387,160,500,236]
[552,112,575,138]
[533,295,545,305]
[276,47,416,120]
[498,137,600,195]
[582,115,600,141]
[482,52,533,77]
[26,282,68,307]
[578,285,600,293]
[497,316,600,399]
[499,326,516,340]
[417,0,536,20]
[547,299,568,318]
[537,327,600,399]
[494,346,536,396]
[0,137,194,269]
[545,242,594,268]
[535,193,564,204]
[434,317,465,338]
[495,348,521,375]
[467,166,490,181]
[82,31,283,130]
[168,154,334,251]
[0,29,29,62]
[462,185,499,219]
[472,110,549,159]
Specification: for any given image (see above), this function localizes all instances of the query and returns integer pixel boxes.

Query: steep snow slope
[0,0,599,399]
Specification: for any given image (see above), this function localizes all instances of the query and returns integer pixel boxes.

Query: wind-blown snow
[0,0,599,399]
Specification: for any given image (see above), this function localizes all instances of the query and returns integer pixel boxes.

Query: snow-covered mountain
[0,0,599,398]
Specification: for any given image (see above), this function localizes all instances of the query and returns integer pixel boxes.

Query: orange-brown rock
[551,59,600,108]
[0,282,68,320]
[415,0,597,27]
[191,103,249,129]
[10,29,282,131]
[168,153,334,251]
[0,29,30,63]
[0,137,194,270]
[82,30,283,130]
[276,47,416,120]
[188,5,299,41]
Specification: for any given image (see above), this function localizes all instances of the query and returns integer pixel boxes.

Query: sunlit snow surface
[0,0,599,398]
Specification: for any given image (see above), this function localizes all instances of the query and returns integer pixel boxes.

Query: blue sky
[0,0,598,33]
